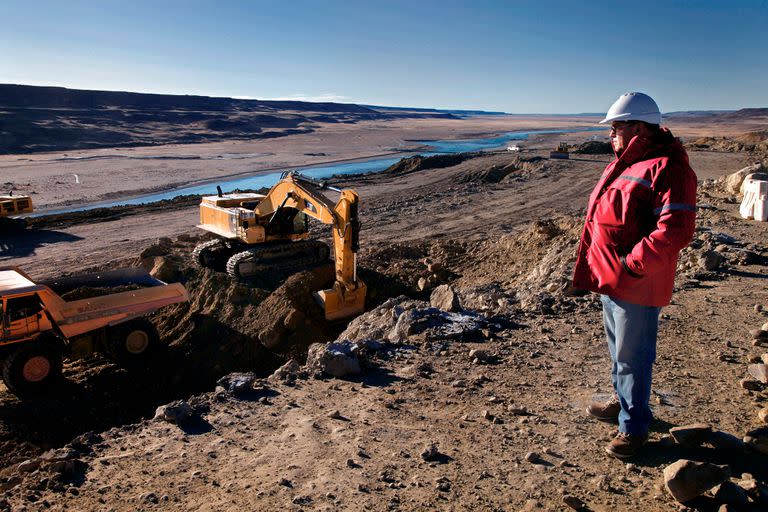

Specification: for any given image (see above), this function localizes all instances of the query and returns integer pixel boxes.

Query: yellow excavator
[192,171,366,320]
[0,193,33,230]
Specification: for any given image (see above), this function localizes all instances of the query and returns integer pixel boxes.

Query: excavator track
[192,239,237,270]
[226,240,331,280]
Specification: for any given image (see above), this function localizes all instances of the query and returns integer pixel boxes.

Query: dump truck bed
[1,266,189,339]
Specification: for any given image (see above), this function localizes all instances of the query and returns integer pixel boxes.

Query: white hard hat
[600,92,661,125]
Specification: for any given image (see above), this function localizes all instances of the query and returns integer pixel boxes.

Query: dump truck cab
[0,269,48,344]
[1,292,52,345]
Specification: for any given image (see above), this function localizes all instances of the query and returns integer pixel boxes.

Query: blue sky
[1,0,766,113]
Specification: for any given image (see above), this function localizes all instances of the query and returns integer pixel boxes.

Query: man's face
[609,121,643,155]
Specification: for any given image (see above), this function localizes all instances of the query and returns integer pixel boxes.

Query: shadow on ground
[0,229,83,259]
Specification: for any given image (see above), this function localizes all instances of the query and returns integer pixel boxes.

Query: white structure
[740,177,768,222]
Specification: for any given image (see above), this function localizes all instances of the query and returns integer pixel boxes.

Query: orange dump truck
[0,266,188,397]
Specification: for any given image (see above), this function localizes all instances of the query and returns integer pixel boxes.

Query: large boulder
[699,250,725,271]
[305,341,361,378]
[669,424,712,446]
[663,459,729,503]
[390,307,485,343]
[725,163,765,194]
[430,284,461,312]
[748,363,768,383]
[337,296,423,345]
[743,426,768,456]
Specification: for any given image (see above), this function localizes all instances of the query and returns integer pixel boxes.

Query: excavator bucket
[314,281,367,321]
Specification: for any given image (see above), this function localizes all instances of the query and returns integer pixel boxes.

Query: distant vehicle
[506,145,521,152]
[0,193,33,230]
[550,143,570,159]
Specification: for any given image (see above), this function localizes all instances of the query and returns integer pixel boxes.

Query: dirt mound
[379,153,470,177]
[572,140,613,154]
[687,132,768,153]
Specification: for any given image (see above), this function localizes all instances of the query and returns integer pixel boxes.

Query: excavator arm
[255,172,366,320]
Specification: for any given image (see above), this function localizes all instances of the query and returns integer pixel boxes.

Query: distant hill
[364,104,508,116]
[665,108,768,120]
[0,84,457,154]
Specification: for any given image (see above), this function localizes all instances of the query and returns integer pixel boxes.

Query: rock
[737,477,757,494]
[469,349,492,364]
[154,400,194,424]
[669,424,712,446]
[327,410,345,420]
[725,163,764,194]
[763,322,768,331]
[283,309,305,330]
[507,405,528,415]
[663,459,729,503]
[562,494,585,510]
[748,364,768,383]
[762,353,768,365]
[420,443,440,461]
[524,452,540,463]
[268,359,301,384]
[708,431,745,452]
[390,307,486,343]
[149,256,180,282]
[740,378,762,390]
[417,277,428,291]
[305,342,361,378]
[427,262,442,273]
[430,285,461,312]
[217,372,260,396]
[750,329,768,340]
[743,426,768,456]
[40,447,79,462]
[17,459,40,473]
[712,481,750,505]
[699,250,725,271]
[759,408,768,423]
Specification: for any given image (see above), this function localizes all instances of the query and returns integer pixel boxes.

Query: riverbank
[1,116,600,210]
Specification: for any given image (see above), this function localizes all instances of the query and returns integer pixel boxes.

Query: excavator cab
[267,207,309,236]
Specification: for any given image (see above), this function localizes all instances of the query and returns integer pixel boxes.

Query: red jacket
[572,128,697,307]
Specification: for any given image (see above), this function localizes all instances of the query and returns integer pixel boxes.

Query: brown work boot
[586,395,620,421]
[605,432,648,459]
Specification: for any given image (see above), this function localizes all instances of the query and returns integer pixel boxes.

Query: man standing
[572,92,697,458]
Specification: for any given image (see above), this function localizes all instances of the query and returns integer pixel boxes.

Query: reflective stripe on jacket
[572,128,697,307]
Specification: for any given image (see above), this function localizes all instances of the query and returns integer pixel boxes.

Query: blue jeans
[601,295,661,436]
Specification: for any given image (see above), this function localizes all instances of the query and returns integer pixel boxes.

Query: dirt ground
[1,118,768,511]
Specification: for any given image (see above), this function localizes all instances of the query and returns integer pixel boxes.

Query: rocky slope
[1,148,768,511]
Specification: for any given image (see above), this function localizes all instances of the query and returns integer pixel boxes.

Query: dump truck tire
[106,318,159,368]
[2,341,63,397]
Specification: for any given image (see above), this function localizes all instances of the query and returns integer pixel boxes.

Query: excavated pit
[0,235,415,470]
